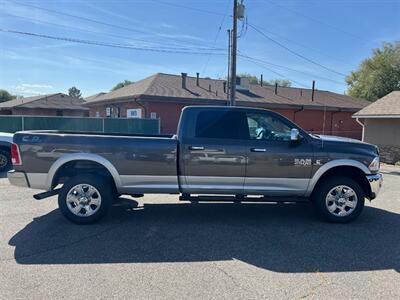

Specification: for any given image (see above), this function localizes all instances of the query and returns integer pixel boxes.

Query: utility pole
[227,29,231,101]
[229,0,238,106]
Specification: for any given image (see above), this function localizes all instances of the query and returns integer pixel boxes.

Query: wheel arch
[46,153,122,191]
[307,159,372,199]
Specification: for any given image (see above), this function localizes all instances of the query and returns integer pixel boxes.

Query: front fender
[305,159,371,196]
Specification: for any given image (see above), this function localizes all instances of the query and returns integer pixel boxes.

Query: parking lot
[0,166,399,299]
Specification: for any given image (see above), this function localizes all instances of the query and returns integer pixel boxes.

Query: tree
[231,73,292,87]
[111,80,133,91]
[346,41,400,101]
[265,79,291,87]
[0,89,15,103]
[237,73,260,84]
[68,86,82,99]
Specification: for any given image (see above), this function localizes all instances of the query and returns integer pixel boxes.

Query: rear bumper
[366,173,383,199]
[7,170,29,188]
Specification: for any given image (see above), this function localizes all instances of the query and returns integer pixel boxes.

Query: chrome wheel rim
[0,154,7,168]
[66,184,102,217]
[325,185,358,217]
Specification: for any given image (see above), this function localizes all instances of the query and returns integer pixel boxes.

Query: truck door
[181,110,248,194]
[244,111,313,196]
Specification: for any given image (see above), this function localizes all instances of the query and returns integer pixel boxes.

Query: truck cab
[178,106,314,196]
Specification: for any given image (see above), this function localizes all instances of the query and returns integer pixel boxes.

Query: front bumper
[7,170,29,188]
[366,173,383,199]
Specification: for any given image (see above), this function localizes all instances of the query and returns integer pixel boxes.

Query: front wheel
[58,174,113,224]
[312,176,365,223]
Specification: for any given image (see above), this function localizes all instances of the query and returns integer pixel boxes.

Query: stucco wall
[364,118,400,163]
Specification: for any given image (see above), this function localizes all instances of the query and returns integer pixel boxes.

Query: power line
[1,12,223,52]
[247,22,347,77]
[264,0,368,43]
[238,55,309,88]
[154,0,226,16]
[238,52,345,85]
[0,28,225,55]
[201,0,231,75]
[242,23,356,68]
[10,1,211,48]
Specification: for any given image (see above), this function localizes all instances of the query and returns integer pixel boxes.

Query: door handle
[250,148,267,152]
[189,146,205,150]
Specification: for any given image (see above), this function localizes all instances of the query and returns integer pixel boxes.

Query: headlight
[369,156,380,172]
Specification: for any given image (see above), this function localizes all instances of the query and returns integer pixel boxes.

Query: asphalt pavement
[0,166,399,299]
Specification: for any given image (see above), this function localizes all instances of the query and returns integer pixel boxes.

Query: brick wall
[11,107,88,117]
[87,99,362,138]
[0,110,12,115]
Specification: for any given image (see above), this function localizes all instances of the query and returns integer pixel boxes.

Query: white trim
[352,115,400,119]
[355,118,365,141]
[126,108,142,119]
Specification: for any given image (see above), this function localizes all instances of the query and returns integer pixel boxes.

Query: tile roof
[353,91,400,118]
[0,93,89,111]
[85,73,370,111]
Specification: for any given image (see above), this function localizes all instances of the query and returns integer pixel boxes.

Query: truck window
[195,111,249,139]
[247,113,291,141]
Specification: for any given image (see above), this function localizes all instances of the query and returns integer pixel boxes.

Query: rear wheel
[0,149,11,172]
[58,174,112,224]
[312,176,365,223]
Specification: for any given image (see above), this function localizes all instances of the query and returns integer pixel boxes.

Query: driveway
[0,166,399,299]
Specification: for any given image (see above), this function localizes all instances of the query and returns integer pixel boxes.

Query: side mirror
[290,128,300,141]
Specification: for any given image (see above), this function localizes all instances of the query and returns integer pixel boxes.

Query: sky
[0,0,399,97]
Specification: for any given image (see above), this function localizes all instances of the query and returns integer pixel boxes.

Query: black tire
[312,176,365,223]
[58,174,113,224]
[0,149,11,172]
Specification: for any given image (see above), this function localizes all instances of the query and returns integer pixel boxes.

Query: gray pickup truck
[8,106,382,224]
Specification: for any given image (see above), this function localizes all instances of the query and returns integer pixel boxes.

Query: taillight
[11,143,22,166]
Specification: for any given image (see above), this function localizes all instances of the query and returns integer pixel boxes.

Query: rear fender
[45,153,122,191]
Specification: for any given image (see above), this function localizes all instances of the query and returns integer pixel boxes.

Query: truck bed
[13,130,179,192]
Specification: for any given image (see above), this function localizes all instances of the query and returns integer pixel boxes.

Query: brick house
[85,73,370,138]
[0,93,89,117]
[353,91,400,163]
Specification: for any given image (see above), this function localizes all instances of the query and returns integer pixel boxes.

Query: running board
[33,188,61,200]
[179,194,309,203]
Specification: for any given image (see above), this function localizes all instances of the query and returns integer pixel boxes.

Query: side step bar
[179,194,309,203]
[33,188,61,200]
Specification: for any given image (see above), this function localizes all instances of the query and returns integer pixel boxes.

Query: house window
[95,112,100,118]
[56,110,63,116]
[106,107,111,117]
[150,112,157,119]
[127,108,142,119]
